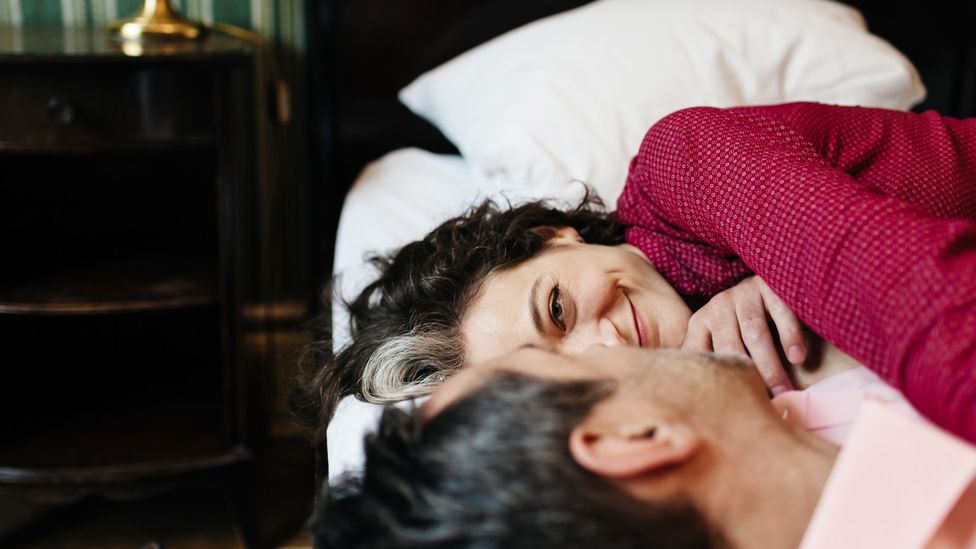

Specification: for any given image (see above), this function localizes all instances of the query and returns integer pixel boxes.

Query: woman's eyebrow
[529,276,545,335]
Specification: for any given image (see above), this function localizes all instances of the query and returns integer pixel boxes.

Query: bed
[306,0,976,484]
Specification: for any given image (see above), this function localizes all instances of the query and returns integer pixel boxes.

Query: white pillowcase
[400,0,926,203]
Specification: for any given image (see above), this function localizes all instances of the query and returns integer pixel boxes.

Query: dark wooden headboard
[304,0,976,297]
[853,0,975,117]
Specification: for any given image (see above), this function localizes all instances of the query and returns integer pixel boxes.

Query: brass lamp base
[108,0,205,41]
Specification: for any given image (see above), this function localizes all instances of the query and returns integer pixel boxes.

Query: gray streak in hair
[360,329,462,403]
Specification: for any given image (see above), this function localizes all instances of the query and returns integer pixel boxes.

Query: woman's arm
[617,103,976,442]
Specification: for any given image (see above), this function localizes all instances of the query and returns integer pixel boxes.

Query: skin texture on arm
[617,103,976,442]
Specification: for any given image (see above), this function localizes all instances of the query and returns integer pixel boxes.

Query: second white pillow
[400,0,925,203]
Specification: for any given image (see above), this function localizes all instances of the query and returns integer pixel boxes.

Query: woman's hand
[682,276,806,396]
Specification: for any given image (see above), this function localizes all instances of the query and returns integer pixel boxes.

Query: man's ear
[568,419,701,480]
[530,225,582,246]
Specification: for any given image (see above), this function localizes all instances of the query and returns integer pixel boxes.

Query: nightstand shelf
[0,139,216,153]
[0,304,224,451]
[0,304,240,498]
[0,25,267,517]
[0,253,216,314]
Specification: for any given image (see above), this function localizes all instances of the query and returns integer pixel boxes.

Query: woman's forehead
[476,246,577,297]
[465,260,535,315]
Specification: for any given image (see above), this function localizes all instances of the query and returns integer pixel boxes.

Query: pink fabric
[772,366,919,445]
[799,401,976,549]
[617,103,976,443]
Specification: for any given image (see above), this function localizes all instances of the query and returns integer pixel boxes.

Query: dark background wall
[854,0,976,117]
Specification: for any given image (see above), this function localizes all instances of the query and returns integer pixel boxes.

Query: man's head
[313,371,721,549]
[312,347,831,548]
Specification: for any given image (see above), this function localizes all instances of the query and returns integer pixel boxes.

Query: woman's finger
[707,314,748,356]
[681,315,713,352]
[734,296,794,395]
[758,281,806,365]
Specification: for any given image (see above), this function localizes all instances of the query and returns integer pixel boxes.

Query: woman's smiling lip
[628,296,647,347]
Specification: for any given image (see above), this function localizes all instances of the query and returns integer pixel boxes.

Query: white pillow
[400,0,926,203]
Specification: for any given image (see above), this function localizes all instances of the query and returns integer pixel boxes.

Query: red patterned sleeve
[616,103,976,442]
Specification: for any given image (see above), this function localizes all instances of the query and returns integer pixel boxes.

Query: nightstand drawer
[0,66,214,149]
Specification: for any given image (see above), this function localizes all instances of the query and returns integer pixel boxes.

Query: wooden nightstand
[0,26,268,543]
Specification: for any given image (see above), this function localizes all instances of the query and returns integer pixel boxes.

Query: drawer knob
[47,97,77,125]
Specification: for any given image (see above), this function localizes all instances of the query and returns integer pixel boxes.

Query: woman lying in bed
[295,102,976,445]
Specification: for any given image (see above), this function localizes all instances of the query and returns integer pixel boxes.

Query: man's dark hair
[310,374,721,548]
[290,193,625,444]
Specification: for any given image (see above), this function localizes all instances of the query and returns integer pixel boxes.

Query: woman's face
[461,227,692,364]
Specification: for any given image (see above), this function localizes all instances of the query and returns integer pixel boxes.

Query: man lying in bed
[312,345,976,549]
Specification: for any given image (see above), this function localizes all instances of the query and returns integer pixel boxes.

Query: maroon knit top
[617,102,976,443]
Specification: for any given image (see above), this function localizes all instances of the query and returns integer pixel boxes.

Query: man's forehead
[422,349,588,419]
[421,367,488,419]
[422,347,758,421]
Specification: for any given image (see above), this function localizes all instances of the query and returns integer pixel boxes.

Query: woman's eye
[549,286,566,331]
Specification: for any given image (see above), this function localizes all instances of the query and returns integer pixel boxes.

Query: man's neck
[696,419,839,549]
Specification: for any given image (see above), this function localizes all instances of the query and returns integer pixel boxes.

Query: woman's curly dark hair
[290,191,624,444]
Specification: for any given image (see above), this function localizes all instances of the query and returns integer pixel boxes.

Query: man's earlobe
[530,225,583,245]
[568,421,700,479]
